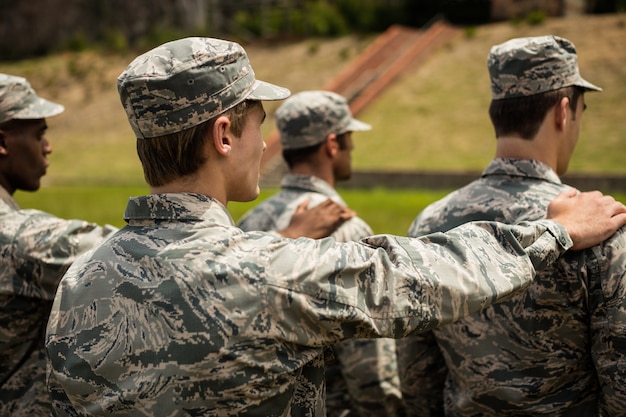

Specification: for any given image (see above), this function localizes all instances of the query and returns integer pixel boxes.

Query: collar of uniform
[280,174,344,203]
[123,193,235,225]
[0,185,20,211]
[482,158,562,185]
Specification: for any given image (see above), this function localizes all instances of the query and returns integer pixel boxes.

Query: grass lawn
[14,185,625,237]
[14,185,451,235]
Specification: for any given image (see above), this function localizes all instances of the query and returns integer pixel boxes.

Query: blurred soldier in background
[238,90,403,417]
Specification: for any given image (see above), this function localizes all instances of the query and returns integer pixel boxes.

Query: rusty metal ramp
[260,20,460,184]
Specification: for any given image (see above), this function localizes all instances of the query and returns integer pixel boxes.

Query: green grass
[14,185,149,228]
[336,187,452,234]
[14,185,450,235]
[15,185,625,236]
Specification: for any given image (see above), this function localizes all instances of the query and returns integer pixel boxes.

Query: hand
[278,198,355,239]
[547,189,626,250]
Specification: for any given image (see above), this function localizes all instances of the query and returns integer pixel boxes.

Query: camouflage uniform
[47,192,574,416]
[0,74,116,416]
[398,159,626,416]
[45,37,576,417]
[0,187,115,416]
[397,36,623,417]
[238,174,403,417]
[238,174,373,246]
[240,90,402,417]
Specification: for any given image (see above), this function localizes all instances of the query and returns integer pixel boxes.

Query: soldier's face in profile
[227,104,267,202]
[333,132,353,181]
[0,118,52,193]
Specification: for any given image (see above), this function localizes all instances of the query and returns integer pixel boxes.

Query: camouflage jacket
[398,158,626,417]
[238,174,402,417]
[47,192,572,417]
[0,186,115,417]
[237,174,373,242]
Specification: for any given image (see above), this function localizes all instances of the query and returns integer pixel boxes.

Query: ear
[324,133,339,157]
[554,97,569,131]
[211,115,233,156]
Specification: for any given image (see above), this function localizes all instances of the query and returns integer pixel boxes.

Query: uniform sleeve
[12,209,116,300]
[264,219,571,344]
[588,227,626,415]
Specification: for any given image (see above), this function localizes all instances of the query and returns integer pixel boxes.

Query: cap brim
[577,77,602,92]
[345,118,372,132]
[14,97,64,120]
[247,80,291,101]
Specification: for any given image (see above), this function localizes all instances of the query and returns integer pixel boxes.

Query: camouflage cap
[117,37,290,139]
[488,35,601,100]
[276,90,371,150]
[0,74,64,124]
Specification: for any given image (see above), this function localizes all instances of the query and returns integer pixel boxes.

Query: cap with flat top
[0,74,64,124]
[488,35,601,100]
[117,37,290,139]
[276,90,371,150]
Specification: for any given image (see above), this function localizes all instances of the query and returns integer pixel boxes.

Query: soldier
[0,73,343,416]
[45,36,626,416]
[0,74,118,416]
[238,90,403,417]
[397,35,626,416]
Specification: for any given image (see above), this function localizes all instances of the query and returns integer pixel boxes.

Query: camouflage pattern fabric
[0,73,64,123]
[46,192,573,416]
[488,35,601,100]
[397,158,626,416]
[237,174,403,417]
[117,37,290,139]
[0,186,115,416]
[238,174,373,243]
[275,91,371,150]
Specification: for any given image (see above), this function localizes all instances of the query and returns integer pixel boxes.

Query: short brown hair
[489,86,583,140]
[137,100,262,187]
[282,132,349,168]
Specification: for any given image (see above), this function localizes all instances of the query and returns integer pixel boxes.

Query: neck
[150,166,227,206]
[495,133,557,172]
[290,163,334,188]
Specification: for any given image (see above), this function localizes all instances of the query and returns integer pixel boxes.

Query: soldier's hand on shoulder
[547,189,626,250]
[278,198,355,239]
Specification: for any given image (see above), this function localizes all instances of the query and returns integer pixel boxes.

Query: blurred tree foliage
[0,0,621,60]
